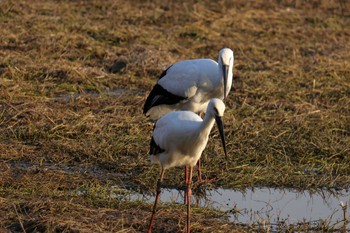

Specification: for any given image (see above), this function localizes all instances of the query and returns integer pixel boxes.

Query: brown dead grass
[0,0,350,232]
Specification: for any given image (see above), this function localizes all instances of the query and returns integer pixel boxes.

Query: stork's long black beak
[215,115,227,159]
[222,65,229,102]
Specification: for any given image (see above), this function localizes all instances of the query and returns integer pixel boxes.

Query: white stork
[143,48,234,120]
[143,48,234,182]
[147,98,227,233]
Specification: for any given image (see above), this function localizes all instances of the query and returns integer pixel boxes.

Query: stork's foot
[194,176,216,186]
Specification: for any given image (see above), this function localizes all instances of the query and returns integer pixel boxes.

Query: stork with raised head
[143,48,233,182]
[147,98,227,233]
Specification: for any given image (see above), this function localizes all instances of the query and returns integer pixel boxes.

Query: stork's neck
[198,113,215,138]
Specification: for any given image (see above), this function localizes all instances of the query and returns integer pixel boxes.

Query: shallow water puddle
[7,161,349,229]
[126,187,349,228]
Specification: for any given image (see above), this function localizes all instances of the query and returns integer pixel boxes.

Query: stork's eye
[214,107,219,116]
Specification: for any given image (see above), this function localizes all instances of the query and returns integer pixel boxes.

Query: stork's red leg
[184,166,188,204]
[147,168,165,233]
[197,160,203,181]
[186,166,193,233]
[196,159,215,184]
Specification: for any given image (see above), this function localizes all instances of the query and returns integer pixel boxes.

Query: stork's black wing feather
[150,136,165,155]
[143,65,186,115]
[143,84,186,114]
[158,65,172,80]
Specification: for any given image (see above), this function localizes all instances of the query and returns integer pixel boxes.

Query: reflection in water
[126,187,349,229]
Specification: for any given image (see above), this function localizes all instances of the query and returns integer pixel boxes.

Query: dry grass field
[0,0,349,232]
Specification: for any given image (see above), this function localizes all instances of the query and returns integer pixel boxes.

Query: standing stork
[143,48,234,120]
[143,48,234,182]
[147,98,227,233]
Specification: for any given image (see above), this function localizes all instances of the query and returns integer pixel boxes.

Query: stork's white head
[207,98,226,117]
[207,98,227,158]
[218,48,234,101]
[218,48,234,67]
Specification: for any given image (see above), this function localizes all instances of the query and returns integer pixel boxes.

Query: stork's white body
[143,48,234,121]
[157,59,229,113]
[149,98,226,169]
[150,110,213,169]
